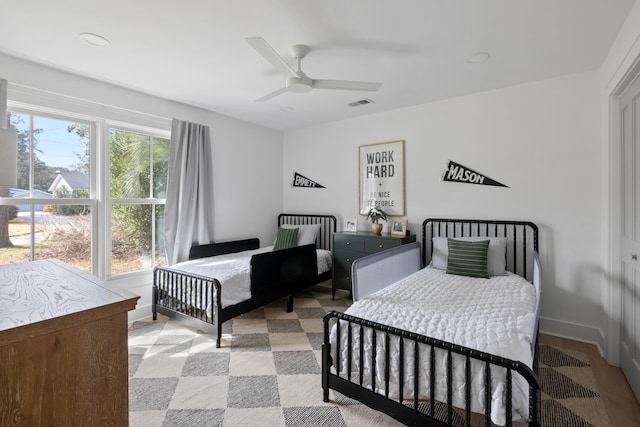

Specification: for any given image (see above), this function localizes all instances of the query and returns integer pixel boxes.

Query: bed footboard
[251,243,318,311]
[188,238,260,260]
[153,267,223,347]
[322,311,541,427]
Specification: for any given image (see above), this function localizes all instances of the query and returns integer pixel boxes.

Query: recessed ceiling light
[79,32,110,47]
[466,52,490,64]
[280,106,293,112]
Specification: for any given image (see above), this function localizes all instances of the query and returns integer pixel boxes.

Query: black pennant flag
[442,160,508,188]
[292,172,325,188]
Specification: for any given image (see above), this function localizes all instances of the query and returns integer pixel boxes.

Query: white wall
[284,70,604,347]
[600,0,640,364]
[1,52,283,320]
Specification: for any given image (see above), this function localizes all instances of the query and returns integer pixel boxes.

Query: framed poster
[359,140,405,215]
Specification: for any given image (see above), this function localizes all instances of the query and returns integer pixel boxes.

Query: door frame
[607,55,640,365]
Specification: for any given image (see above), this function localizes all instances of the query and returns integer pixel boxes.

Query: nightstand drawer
[333,234,365,252]
[364,237,399,253]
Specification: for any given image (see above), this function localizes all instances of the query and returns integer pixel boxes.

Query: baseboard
[109,274,153,323]
[128,303,153,322]
[539,316,606,357]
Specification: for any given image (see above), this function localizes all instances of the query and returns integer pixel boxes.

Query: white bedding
[169,246,332,310]
[331,266,536,425]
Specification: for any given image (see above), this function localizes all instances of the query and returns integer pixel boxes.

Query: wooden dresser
[0,259,139,426]
[332,231,416,298]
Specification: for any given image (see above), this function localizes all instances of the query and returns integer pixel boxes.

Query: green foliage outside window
[109,129,168,252]
[52,187,89,216]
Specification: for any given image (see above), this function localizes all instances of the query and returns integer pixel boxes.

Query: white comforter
[170,247,332,310]
[331,266,536,426]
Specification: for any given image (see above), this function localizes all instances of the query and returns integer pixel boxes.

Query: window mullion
[29,114,34,198]
[99,119,110,279]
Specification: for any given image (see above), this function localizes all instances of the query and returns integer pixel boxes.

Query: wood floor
[539,334,640,427]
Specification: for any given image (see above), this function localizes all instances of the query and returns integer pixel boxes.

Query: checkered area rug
[128,285,612,427]
[128,284,404,427]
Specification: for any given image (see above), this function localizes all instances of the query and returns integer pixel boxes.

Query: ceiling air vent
[347,98,374,107]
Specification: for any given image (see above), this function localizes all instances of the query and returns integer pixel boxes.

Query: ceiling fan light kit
[246,37,382,102]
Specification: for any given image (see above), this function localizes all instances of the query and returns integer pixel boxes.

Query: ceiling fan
[246,37,382,102]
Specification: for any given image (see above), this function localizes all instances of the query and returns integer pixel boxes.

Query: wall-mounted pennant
[292,172,325,188]
[442,160,508,188]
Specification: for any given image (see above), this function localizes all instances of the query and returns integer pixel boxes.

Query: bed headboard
[422,218,539,282]
[278,213,337,251]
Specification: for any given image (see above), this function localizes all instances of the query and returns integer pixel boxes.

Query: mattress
[331,266,537,425]
[170,247,332,309]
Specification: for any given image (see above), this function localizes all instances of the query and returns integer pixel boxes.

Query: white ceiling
[0,0,635,130]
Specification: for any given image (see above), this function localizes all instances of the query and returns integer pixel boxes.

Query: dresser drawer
[333,250,365,290]
[333,234,365,252]
[334,251,365,269]
[364,237,400,253]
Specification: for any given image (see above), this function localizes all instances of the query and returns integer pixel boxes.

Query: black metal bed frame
[152,213,336,347]
[423,218,539,282]
[322,218,541,427]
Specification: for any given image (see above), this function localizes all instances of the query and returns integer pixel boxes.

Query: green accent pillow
[273,227,299,251]
[446,238,490,278]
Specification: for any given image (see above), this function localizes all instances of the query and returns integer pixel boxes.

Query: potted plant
[366,207,387,234]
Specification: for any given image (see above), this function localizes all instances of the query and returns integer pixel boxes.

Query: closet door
[620,73,640,400]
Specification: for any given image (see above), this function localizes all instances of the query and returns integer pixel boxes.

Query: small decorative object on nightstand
[391,219,409,236]
[332,230,416,299]
[365,207,387,234]
[344,218,357,232]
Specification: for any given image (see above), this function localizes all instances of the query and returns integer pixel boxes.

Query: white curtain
[164,119,215,265]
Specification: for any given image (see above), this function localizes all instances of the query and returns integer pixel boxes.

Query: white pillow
[431,236,508,276]
[280,223,321,246]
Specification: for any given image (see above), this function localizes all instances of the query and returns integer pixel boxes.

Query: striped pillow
[274,227,299,251]
[446,238,490,278]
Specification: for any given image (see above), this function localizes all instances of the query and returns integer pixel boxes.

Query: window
[0,111,94,271]
[109,127,169,274]
[0,106,170,278]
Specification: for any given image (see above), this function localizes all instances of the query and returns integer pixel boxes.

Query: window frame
[105,120,169,278]
[1,103,170,279]
[1,106,98,272]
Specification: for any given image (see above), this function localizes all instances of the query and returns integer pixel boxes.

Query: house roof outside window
[48,172,89,194]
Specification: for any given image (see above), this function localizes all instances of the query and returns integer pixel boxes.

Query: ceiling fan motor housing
[286,75,313,93]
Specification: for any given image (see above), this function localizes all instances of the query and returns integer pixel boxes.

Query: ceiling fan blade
[245,37,299,77]
[312,79,382,92]
[255,86,288,102]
